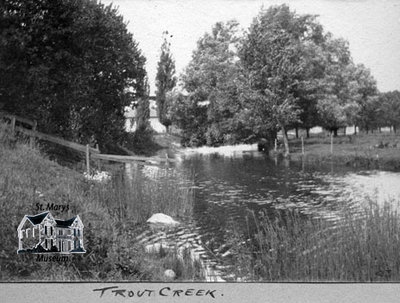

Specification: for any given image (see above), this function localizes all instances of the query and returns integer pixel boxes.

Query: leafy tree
[179,20,255,146]
[173,4,380,151]
[240,5,314,156]
[317,47,378,137]
[155,31,176,132]
[0,0,147,151]
[315,36,359,136]
[290,40,327,138]
[168,89,208,146]
[351,64,378,133]
[378,91,400,133]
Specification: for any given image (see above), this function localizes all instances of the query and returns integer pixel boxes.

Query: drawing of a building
[17,211,85,254]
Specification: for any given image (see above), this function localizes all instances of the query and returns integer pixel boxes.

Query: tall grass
[230,199,400,281]
[0,122,197,281]
[86,166,193,226]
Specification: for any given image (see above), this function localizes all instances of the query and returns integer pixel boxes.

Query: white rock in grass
[147,213,180,227]
[164,269,176,280]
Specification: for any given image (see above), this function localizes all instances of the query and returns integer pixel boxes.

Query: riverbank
[0,123,201,281]
[286,133,400,170]
[156,131,400,171]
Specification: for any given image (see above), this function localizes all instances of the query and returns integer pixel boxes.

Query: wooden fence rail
[0,111,36,127]
[15,126,100,154]
[1,111,171,172]
[91,153,175,164]
[1,111,38,148]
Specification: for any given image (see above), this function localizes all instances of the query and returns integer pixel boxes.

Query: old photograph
[1,0,400,285]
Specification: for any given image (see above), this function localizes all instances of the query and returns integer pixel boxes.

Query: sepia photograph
[1,0,400,298]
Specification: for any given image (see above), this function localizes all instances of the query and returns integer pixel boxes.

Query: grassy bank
[287,132,400,170]
[0,123,200,281]
[230,199,400,281]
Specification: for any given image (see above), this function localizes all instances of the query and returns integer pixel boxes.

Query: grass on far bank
[286,132,400,170]
[0,123,199,281]
[229,198,400,281]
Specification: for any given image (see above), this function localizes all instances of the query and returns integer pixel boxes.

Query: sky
[101,0,400,94]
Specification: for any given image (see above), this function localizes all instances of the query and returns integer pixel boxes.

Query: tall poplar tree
[155,31,176,132]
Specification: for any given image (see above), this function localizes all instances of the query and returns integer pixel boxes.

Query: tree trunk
[279,121,290,157]
[333,128,338,137]
[306,128,310,138]
[295,127,299,139]
[354,125,357,135]
[394,125,397,133]
[343,127,346,135]
[379,127,382,133]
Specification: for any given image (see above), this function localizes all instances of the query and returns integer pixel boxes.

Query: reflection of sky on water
[126,145,400,224]
[175,146,400,223]
[127,144,400,223]
[341,171,400,206]
[125,147,400,223]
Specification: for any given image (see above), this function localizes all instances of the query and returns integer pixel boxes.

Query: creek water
[126,145,400,280]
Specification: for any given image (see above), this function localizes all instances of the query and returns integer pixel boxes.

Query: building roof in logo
[18,212,83,232]
[55,217,77,228]
[26,211,50,225]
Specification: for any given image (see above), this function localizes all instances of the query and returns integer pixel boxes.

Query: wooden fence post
[301,136,304,155]
[11,117,16,137]
[30,120,37,148]
[86,144,90,176]
[95,144,101,170]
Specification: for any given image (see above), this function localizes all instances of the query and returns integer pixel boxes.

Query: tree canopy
[240,5,325,155]
[378,90,400,133]
[0,0,147,150]
[170,4,388,154]
[172,21,254,146]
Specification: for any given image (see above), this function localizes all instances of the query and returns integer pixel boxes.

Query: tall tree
[290,39,327,138]
[178,20,256,146]
[168,88,208,146]
[352,64,378,133]
[315,36,359,136]
[240,5,315,156]
[135,77,151,132]
[155,31,176,132]
[0,0,147,150]
[378,90,400,133]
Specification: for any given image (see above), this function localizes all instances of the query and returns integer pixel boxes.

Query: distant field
[287,132,400,170]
